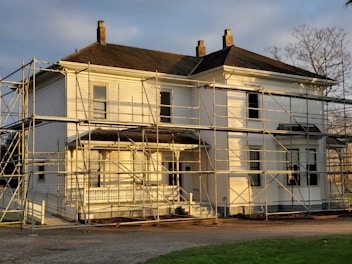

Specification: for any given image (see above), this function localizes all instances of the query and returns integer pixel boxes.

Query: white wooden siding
[33,66,327,211]
[27,74,66,195]
[66,72,158,138]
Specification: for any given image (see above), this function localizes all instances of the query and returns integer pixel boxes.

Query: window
[248,93,259,119]
[287,149,300,185]
[38,162,45,181]
[160,91,171,123]
[93,85,107,119]
[249,148,261,186]
[307,149,318,185]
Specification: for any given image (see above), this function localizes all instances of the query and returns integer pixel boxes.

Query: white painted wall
[28,73,67,195]
[29,63,328,215]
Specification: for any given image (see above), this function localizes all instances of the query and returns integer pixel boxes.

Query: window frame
[92,84,107,120]
[160,90,172,123]
[287,149,300,185]
[248,92,260,119]
[306,148,318,186]
[249,147,261,186]
[38,162,45,181]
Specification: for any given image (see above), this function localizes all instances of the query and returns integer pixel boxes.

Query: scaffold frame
[1,57,351,228]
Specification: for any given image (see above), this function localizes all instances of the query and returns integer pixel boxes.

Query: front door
[168,162,183,196]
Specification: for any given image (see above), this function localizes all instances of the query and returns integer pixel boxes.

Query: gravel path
[1,217,352,263]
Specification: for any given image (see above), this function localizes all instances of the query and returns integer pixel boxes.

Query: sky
[0,0,351,76]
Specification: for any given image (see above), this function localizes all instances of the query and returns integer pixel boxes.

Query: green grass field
[142,234,352,264]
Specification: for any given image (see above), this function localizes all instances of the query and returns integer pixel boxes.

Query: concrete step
[180,203,215,218]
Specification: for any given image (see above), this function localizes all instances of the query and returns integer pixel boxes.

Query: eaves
[222,65,337,87]
[59,60,191,82]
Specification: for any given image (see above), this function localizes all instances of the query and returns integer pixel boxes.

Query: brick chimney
[196,40,206,57]
[223,29,233,48]
[97,20,106,45]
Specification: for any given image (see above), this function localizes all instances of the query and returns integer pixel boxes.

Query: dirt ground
[1,216,352,264]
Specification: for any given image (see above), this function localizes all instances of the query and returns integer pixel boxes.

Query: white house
[10,21,338,222]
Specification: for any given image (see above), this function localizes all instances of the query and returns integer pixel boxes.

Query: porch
[64,185,215,220]
[82,185,180,204]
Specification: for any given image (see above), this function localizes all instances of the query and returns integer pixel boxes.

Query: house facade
[18,21,337,222]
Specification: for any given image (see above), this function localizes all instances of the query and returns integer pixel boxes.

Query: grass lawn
[142,234,352,264]
[347,192,352,204]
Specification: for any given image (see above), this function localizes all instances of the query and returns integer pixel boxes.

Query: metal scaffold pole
[1,56,352,229]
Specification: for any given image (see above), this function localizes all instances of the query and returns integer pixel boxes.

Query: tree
[0,132,20,188]
[266,25,351,96]
[345,0,352,7]
[266,25,352,194]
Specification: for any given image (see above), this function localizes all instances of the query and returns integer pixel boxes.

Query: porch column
[100,150,110,187]
[173,148,185,202]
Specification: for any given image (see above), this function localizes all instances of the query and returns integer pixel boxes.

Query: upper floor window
[248,93,259,119]
[249,147,261,186]
[93,85,107,119]
[307,149,318,185]
[38,162,45,181]
[287,149,300,185]
[160,91,171,123]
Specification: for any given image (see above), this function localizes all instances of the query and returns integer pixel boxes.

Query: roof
[277,123,322,133]
[275,123,323,139]
[61,42,327,80]
[326,137,346,148]
[76,127,203,145]
[193,46,325,79]
[61,43,200,76]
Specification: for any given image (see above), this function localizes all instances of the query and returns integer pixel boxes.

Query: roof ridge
[61,42,99,61]
[191,46,233,74]
[188,57,204,76]
[111,42,195,58]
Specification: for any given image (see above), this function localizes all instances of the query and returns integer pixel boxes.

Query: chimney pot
[196,40,206,57]
[97,20,106,45]
[223,29,233,48]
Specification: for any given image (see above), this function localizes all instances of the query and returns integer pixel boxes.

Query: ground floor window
[307,149,318,185]
[287,149,300,185]
[249,147,261,186]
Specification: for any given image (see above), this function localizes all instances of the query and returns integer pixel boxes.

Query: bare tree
[266,25,351,96]
[267,25,352,194]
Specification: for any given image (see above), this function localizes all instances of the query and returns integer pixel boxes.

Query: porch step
[179,203,215,218]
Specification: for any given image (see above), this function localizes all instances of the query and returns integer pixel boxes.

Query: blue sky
[0,0,351,75]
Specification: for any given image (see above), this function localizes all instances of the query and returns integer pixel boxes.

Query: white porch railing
[80,185,179,204]
[26,200,46,225]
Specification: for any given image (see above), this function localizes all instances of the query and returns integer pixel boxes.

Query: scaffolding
[1,57,351,227]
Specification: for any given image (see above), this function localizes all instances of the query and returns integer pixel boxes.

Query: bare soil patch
[1,216,352,264]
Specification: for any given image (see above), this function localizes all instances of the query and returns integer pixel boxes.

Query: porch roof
[69,127,207,146]
[326,137,346,149]
[274,123,323,139]
[277,123,322,133]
